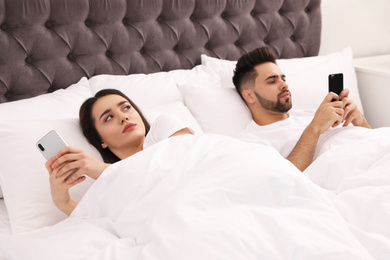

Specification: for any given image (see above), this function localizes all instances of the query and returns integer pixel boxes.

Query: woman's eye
[124,105,131,111]
[105,115,113,122]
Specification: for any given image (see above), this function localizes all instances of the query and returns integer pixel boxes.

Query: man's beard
[254,90,292,113]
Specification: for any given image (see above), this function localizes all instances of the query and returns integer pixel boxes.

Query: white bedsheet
[0,134,388,259]
[305,126,390,259]
[0,199,10,235]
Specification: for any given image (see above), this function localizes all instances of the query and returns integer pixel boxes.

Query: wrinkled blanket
[1,133,389,259]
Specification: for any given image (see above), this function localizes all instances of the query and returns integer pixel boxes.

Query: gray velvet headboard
[0,0,321,103]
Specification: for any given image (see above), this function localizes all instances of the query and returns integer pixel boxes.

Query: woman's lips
[123,123,136,133]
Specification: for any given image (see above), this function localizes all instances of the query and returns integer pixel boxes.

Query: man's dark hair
[232,47,277,100]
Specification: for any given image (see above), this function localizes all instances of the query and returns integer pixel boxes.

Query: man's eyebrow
[99,100,129,120]
[265,74,286,81]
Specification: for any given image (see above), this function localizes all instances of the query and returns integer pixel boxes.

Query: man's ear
[242,89,255,104]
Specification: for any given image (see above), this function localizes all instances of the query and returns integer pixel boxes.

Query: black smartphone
[328,73,344,96]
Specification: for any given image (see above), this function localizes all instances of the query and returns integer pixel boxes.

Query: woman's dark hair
[232,47,277,100]
[79,89,150,163]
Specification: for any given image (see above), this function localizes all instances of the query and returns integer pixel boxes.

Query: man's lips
[123,123,136,133]
[279,91,291,99]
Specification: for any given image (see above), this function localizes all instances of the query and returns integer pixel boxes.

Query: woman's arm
[169,127,194,137]
[45,156,85,215]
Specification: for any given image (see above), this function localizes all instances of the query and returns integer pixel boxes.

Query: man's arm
[287,92,344,171]
[287,125,321,172]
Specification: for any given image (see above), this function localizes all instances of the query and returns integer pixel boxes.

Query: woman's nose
[121,115,129,124]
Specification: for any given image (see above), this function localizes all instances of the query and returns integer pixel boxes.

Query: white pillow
[0,77,93,121]
[88,65,221,135]
[201,47,364,113]
[0,77,93,200]
[178,84,252,137]
[0,119,100,233]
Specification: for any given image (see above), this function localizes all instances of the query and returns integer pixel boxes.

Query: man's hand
[339,89,372,128]
[310,92,345,135]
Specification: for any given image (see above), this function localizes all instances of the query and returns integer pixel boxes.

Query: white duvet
[0,133,389,259]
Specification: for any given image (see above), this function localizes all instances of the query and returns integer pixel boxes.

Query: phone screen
[328,73,344,95]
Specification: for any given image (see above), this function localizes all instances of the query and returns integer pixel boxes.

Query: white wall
[320,0,390,58]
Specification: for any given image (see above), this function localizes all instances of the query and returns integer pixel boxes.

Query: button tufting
[140,48,146,54]
[250,10,256,16]
[305,7,311,13]
[221,12,227,19]
[1,24,7,31]
[105,50,112,57]
[85,19,92,27]
[25,57,32,64]
[157,16,163,23]
[45,21,53,29]
[122,18,129,26]
[67,53,75,60]
[290,35,296,41]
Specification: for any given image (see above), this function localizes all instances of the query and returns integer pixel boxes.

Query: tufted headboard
[0,0,321,103]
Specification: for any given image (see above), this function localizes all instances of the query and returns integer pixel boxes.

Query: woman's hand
[45,156,83,215]
[50,146,110,183]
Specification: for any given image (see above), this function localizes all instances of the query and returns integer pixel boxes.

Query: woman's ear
[242,89,255,104]
[101,141,108,149]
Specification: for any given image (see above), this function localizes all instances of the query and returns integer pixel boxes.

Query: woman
[45,89,193,215]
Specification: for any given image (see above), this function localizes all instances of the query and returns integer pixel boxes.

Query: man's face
[252,62,292,113]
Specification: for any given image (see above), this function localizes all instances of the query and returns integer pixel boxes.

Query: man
[233,47,371,171]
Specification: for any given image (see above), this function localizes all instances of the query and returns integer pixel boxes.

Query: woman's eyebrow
[99,108,111,120]
[99,100,129,120]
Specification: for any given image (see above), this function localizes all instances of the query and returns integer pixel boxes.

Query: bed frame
[0,0,321,103]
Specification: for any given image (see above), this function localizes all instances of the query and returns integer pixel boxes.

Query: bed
[1,0,390,259]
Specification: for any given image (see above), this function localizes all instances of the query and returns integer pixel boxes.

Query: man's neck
[253,111,289,126]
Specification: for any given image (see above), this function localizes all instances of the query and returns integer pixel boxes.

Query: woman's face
[91,94,146,159]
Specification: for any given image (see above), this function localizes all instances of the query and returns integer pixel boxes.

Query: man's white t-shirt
[237,109,373,160]
[143,114,192,149]
[236,110,314,158]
